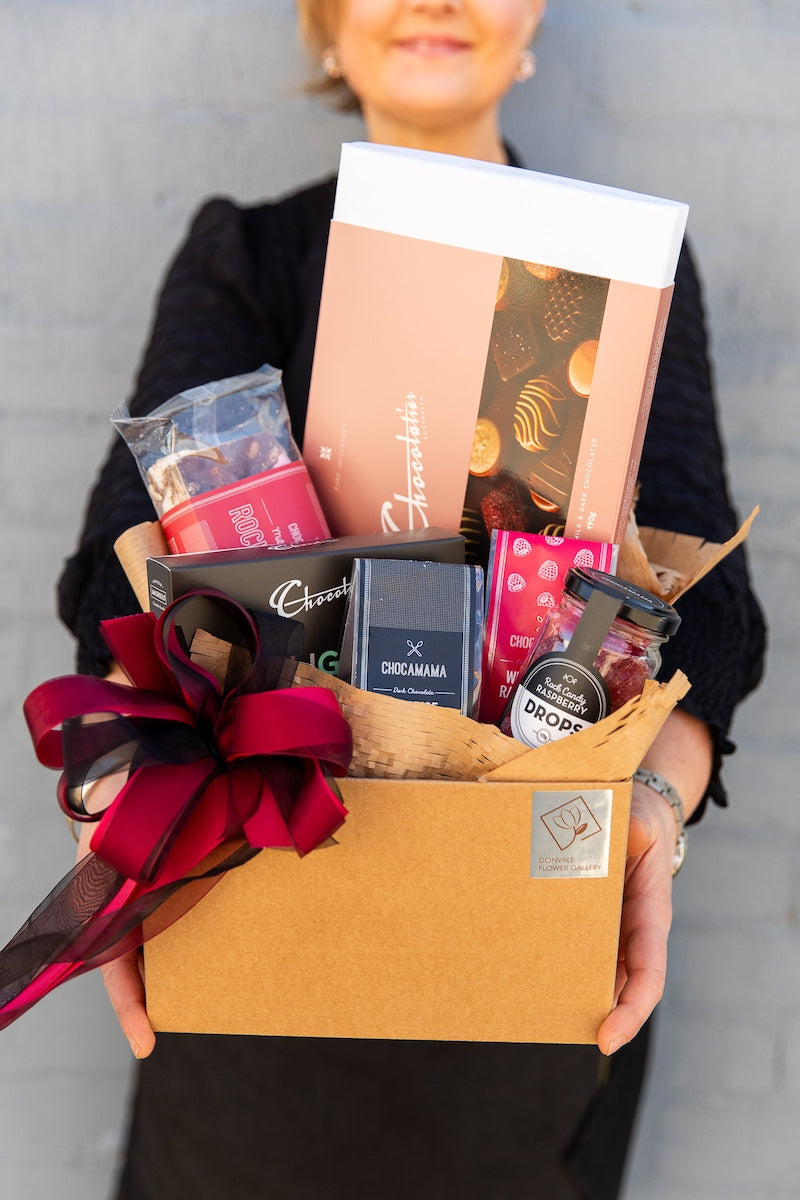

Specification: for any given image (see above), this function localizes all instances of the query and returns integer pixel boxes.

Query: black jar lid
[563,567,681,637]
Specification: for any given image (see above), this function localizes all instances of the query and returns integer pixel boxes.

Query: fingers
[100,952,156,1059]
[72,869,155,1058]
[625,796,667,860]
[597,788,675,1055]
[597,903,669,1054]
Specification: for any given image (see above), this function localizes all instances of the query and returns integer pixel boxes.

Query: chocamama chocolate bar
[303,143,688,557]
[338,558,484,717]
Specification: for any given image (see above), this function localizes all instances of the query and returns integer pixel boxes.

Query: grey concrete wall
[0,1,794,1196]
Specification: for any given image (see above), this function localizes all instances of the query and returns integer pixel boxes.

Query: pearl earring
[322,46,342,80]
[515,49,536,83]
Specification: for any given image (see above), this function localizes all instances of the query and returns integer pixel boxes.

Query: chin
[387,84,479,124]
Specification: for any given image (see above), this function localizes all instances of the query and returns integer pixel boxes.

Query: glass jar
[499,567,680,749]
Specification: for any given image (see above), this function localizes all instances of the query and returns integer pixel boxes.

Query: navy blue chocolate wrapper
[339,558,484,716]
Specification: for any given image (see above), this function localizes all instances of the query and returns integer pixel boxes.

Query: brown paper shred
[114,520,169,612]
[639,506,758,601]
[292,662,526,781]
[482,671,690,784]
[188,628,232,684]
[616,507,660,596]
[617,507,758,604]
[647,563,688,604]
[182,633,689,786]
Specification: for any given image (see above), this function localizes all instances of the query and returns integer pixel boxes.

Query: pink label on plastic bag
[479,531,617,725]
[160,462,331,555]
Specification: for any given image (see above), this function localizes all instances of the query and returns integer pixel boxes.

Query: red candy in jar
[499,567,680,749]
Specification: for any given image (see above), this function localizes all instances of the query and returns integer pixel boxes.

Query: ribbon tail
[0,853,129,1032]
[0,843,259,1033]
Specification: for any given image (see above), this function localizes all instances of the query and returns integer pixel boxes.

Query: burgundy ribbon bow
[0,591,352,1031]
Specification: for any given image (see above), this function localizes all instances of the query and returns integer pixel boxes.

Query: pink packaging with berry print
[480,531,617,724]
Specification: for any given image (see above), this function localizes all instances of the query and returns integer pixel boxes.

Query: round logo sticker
[510,652,609,747]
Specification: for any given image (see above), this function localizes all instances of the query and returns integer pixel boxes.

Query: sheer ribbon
[0,591,352,1031]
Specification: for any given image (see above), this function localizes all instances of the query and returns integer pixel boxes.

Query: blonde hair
[296,0,359,112]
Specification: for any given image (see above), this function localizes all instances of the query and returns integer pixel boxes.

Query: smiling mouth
[394,37,471,56]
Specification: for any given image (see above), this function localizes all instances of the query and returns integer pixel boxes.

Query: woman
[59,2,765,1197]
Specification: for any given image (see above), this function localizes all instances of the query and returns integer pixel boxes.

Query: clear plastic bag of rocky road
[112,364,330,554]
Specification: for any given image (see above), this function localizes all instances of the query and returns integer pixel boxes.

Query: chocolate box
[303,143,688,556]
[146,528,464,672]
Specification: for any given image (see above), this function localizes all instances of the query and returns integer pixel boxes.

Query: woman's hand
[597,707,713,1055]
[596,779,675,1055]
[75,661,157,1059]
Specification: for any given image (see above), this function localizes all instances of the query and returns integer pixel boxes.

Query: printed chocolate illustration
[462,257,610,563]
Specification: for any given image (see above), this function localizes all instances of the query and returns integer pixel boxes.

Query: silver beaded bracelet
[633,767,688,876]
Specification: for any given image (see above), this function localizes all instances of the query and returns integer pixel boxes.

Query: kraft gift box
[144,670,689,1045]
[302,142,688,556]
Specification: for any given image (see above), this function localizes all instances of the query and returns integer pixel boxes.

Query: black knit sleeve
[57,197,293,676]
[636,241,766,816]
